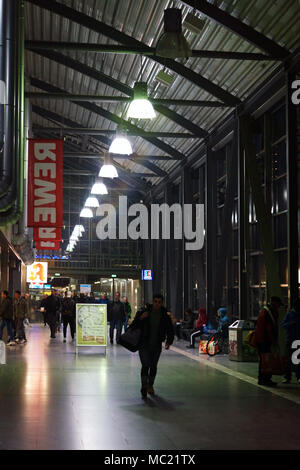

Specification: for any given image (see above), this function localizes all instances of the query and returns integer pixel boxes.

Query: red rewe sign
[27,139,63,227]
[33,227,62,242]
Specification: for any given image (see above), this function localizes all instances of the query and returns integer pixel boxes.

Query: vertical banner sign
[27,139,63,228]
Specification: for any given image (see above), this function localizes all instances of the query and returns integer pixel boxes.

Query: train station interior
[0,0,299,452]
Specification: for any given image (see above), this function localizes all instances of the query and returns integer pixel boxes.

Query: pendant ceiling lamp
[80,207,93,218]
[127,82,156,119]
[91,180,108,195]
[109,130,132,155]
[84,196,100,208]
[156,8,192,58]
[99,153,118,179]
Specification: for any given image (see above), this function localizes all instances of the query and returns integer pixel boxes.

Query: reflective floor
[0,325,300,450]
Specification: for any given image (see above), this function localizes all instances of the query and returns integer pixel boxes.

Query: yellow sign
[27,262,48,284]
[76,304,107,347]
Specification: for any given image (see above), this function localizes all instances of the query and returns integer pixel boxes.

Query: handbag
[117,325,142,352]
[261,352,286,375]
[244,330,257,349]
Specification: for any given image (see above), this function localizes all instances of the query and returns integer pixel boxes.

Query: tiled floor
[0,325,300,450]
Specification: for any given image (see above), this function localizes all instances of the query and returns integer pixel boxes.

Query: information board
[76,303,107,348]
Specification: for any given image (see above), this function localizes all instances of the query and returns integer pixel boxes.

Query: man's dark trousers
[110,319,123,343]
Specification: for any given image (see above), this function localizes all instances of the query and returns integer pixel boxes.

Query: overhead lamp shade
[156,8,192,58]
[85,196,100,208]
[127,82,156,119]
[91,181,108,195]
[109,132,132,155]
[73,224,85,236]
[80,207,93,218]
[99,154,118,179]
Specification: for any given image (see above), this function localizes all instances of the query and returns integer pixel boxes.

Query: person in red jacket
[186,308,207,349]
[255,296,282,387]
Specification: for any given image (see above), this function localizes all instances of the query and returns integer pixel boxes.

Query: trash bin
[229,320,258,362]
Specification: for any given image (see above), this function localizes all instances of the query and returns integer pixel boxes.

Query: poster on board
[76,303,107,347]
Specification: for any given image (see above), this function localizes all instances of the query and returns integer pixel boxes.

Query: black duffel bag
[117,325,142,352]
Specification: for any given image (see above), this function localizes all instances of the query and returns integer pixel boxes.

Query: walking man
[0,290,15,345]
[108,291,126,344]
[14,291,27,343]
[123,296,132,332]
[45,289,60,339]
[131,293,174,398]
[61,291,76,343]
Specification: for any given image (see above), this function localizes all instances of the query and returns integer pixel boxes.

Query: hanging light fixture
[99,153,118,179]
[156,8,192,58]
[84,196,100,208]
[91,180,108,195]
[109,130,132,155]
[80,207,93,218]
[127,82,156,119]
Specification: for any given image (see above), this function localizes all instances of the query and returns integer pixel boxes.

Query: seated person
[175,308,195,340]
[216,307,229,337]
[186,308,207,349]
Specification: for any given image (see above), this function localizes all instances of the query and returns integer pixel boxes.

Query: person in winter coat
[186,308,207,349]
[282,298,300,384]
[14,291,27,343]
[254,296,282,387]
[108,291,126,344]
[61,292,76,343]
[175,308,195,340]
[122,296,132,333]
[45,289,60,339]
[216,307,230,335]
[130,293,174,398]
[0,290,15,345]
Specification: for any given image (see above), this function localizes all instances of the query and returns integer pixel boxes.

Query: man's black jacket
[108,301,126,323]
[130,305,174,348]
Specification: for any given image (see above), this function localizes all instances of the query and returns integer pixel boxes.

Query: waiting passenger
[254,296,282,387]
[131,293,174,398]
[282,298,300,384]
[100,292,110,305]
[186,308,207,349]
[175,308,195,340]
[216,308,230,336]
[108,291,126,344]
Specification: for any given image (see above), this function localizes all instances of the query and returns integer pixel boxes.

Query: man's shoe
[14,338,20,343]
[147,385,155,395]
[20,339,26,344]
[282,378,291,384]
[110,340,113,344]
[186,345,194,349]
[141,388,147,399]
[63,339,66,343]
[7,341,16,346]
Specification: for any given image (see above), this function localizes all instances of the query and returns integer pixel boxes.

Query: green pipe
[0,0,24,224]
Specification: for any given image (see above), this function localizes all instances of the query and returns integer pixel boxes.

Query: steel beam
[26,92,228,107]
[25,0,240,106]
[28,50,208,138]
[25,41,282,61]
[63,152,174,161]
[180,0,290,59]
[30,76,188,160]
[286,73,299,308]
[32,127,197,139]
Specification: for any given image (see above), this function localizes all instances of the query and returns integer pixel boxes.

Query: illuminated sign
[27,262,48,284]
[142,270,153,281]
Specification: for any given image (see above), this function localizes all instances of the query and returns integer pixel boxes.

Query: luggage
[117,326,142,352]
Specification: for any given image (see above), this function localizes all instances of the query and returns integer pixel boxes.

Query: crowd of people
[1,285,300,395]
